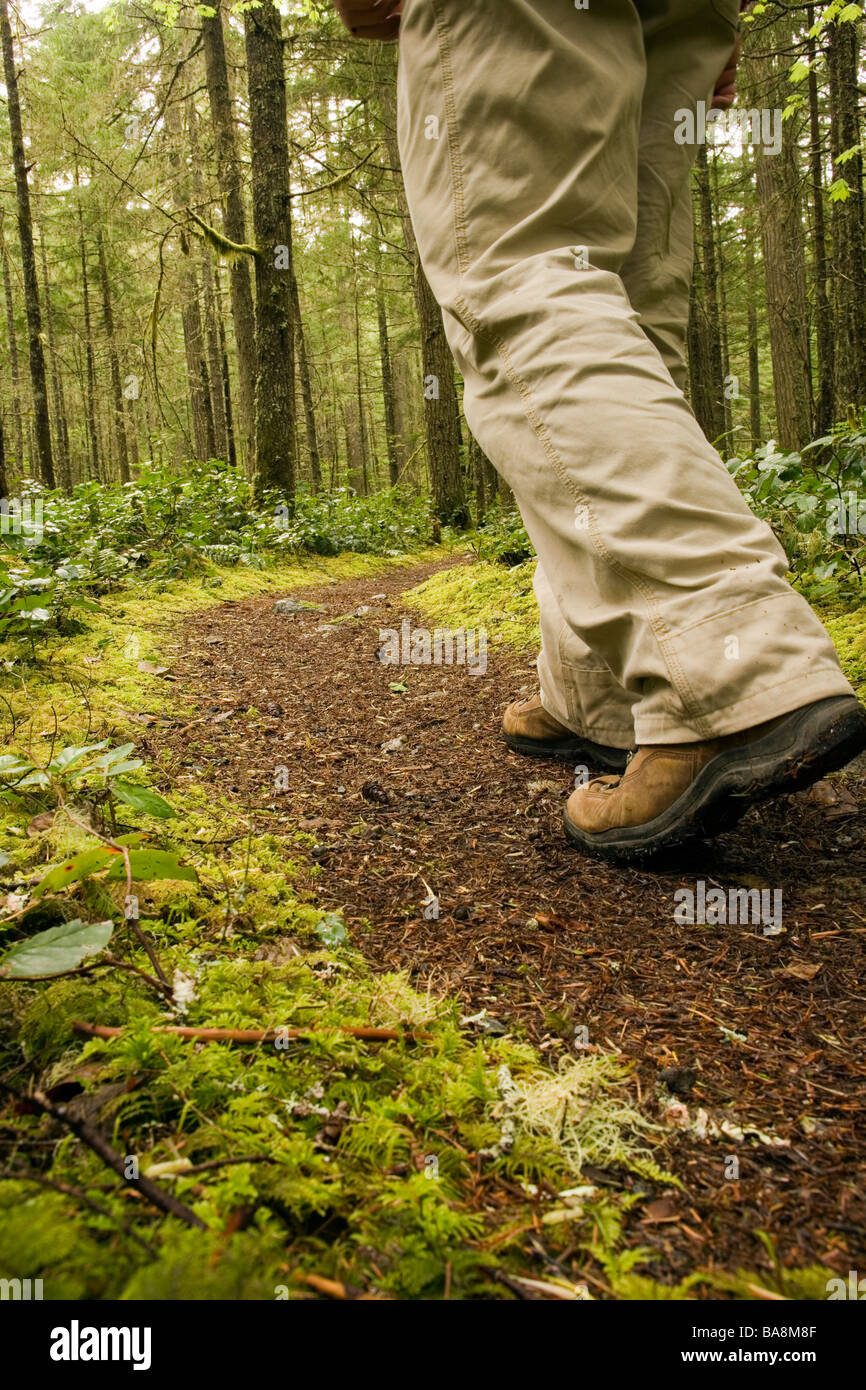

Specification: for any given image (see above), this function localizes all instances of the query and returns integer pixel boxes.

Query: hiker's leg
[535,0,711,745]
[620,0,730,390]
[534,563,637,747]
[397,0,853,746]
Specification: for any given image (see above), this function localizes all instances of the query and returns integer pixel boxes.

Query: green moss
[822,606,866,701]
[1,546,840,1300]
[403,560,540,651]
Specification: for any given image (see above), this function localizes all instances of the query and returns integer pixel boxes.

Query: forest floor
[156,554,866,1289]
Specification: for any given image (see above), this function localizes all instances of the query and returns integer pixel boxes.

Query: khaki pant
[397,0,853,745]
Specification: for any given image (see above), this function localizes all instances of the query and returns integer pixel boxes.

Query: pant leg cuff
[635,669,857,744]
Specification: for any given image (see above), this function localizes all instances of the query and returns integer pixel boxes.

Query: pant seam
[430,0,471,274]
[670,589,795,637]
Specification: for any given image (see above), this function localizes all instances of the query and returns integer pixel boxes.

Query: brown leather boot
[502,693,629,772]
[564,695,866,862]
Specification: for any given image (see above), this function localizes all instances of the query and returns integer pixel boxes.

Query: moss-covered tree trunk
[244,0,295,501]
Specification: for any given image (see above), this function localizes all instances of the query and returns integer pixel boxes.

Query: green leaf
[92,743,136,768]
[316,912,348,948]
[0,754,37,778]
[112,780,176,819]
[105,848,198,883]
[0,918,113,978]
[13,770,51,788]
[32,846,119,898]
[50,742,109,773]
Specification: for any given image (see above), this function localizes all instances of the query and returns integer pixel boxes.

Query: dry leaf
[775,961,822,981]
[26,811,55,837]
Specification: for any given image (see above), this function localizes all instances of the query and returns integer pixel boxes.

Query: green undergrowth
[0,549,444,736]
[0,774,676,1300]
[0,549,841,1300]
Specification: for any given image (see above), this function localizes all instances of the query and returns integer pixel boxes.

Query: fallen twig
[304,1273,390,1301]
[10,1086,207,1231]
[73,1020,432,1044]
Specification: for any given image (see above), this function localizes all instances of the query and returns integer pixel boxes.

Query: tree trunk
[291,268,321,493]
[826,12,866,415]
[187,97,230,463]
[216,299,237,467]
[710,153,732,440]
[377,287,400,486]
[38,226,71,489]
[0,0,54,485]
[164,96,214,461]
[470,435,487,521]
[0,207,25,477]
[353,282,369,495]
[744,231,762,446]
[244,0,295,500]
[203,0,257,472]
[0,416,8,498]
[96,229,130,483]
[807,7,835,435]
[691,144,727,443]
[75,180,101,482]
[392,348,413,481]
[747,14,813,449]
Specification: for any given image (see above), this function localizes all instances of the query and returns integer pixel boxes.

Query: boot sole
[563,696,866,864]
[503,731,629,773]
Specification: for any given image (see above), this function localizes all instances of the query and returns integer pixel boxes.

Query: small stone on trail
[274,597,325,615]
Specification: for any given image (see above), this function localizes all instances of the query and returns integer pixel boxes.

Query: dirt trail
[160,558,866,1284]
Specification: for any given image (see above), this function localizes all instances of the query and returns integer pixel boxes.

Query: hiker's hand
[333,0,402,41]
[713,33,741,110]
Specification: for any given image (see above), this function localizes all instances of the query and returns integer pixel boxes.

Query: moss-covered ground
[0,549,850,1300]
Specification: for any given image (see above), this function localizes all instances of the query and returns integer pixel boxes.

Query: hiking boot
[502,692,629,772]
[563,695,866,863]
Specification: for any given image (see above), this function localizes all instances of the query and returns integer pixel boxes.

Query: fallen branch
[304,1273,390,1301]
[73,1020,432,1045]
[16,1087,207,1231]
